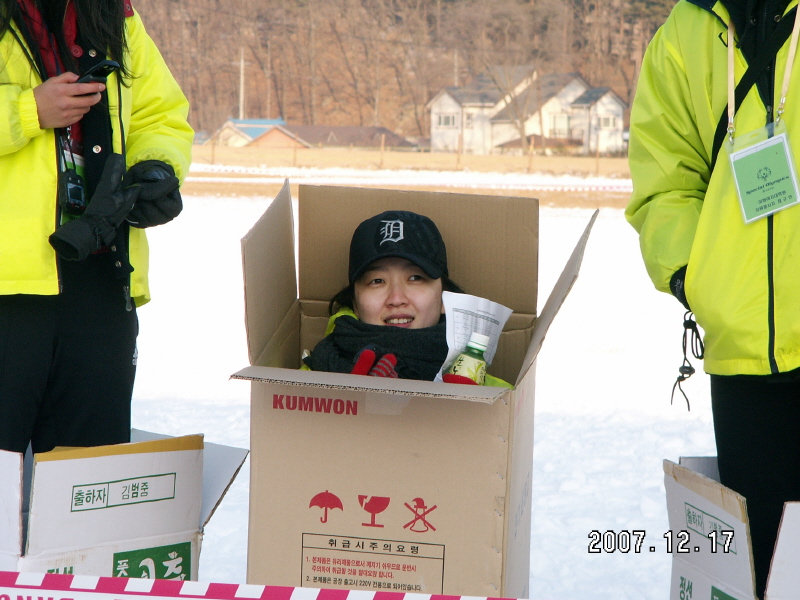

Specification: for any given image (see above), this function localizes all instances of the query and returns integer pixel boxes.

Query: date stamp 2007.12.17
[588,529,734,555]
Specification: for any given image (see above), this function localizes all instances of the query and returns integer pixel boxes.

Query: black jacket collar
[684,0,793,112]
[685,0,791,45]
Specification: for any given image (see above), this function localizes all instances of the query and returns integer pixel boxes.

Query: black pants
[0,253,137,454]
[711,373,800,600]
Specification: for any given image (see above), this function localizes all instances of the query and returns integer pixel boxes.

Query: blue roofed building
[209,118,287,147]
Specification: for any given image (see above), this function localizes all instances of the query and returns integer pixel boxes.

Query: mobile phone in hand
[76,59,120,84]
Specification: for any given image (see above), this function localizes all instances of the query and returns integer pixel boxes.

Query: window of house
[551,114,570,138]
[438,114,458,128]
[600,116,616,128]
[464,113,474,129]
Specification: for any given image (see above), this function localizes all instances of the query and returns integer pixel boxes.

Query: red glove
[369,353,398,378]
[351,348,398,378]
[351,347,377,375]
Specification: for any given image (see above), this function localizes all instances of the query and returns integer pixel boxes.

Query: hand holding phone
[34,71,105,128]
[76,59,120,84]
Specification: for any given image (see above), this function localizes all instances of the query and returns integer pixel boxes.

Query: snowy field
[131,173,717,599]
[185,164,632,193]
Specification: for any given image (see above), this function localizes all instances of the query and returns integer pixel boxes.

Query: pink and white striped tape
[0,572,510,600]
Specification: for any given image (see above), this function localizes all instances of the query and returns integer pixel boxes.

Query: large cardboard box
[0,430,248,579]
[664,458,800,600]
[234,181,595,597]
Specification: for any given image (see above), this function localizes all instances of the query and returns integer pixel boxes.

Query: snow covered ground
[131,172,717,599]
[185,164,632,193]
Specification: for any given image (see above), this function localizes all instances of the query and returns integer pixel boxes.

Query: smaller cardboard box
[235,181,596,597]
[664,458,800,600]
[0,430,248,579]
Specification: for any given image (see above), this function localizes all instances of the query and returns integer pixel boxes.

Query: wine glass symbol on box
[359,495,390,527]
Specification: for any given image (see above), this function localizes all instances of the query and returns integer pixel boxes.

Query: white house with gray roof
[570,87,627,154]
[426,66,536,155]
[428,68,626,155]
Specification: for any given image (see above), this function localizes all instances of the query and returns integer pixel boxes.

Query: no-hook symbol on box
[403,498,437,533]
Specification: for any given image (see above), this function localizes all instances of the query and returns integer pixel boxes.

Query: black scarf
[304,315,449,381]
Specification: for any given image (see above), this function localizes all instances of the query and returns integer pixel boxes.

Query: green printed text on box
[72,473,176,511]
[114,541,192,580]
[684,503,737,554]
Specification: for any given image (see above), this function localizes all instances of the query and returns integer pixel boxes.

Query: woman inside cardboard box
[302,210,511,387]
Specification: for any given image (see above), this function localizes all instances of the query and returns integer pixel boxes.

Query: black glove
[49,154,140,261]
[670,266,691,311]
[124,160,182,228]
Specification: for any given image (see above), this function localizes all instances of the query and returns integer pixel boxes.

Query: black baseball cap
[349,210,448,284]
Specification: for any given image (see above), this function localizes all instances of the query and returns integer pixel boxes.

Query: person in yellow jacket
[302,210,512,388]
[0,0,192,455]
[627,0,800,595]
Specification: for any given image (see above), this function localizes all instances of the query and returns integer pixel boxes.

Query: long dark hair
[0,0,130,78]
[329,275,465,316]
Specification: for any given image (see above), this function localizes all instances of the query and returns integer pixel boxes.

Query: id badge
[728,120,800,223]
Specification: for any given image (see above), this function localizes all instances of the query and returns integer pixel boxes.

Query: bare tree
[131,0,676,139]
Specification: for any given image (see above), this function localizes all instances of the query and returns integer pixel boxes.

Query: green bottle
[446,332,489,385]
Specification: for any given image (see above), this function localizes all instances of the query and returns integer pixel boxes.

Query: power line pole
[239,46,245,120]
[266,40,272,119]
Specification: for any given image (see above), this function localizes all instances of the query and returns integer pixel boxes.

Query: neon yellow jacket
[302,308,514,388]
[0,9,193,306]
[626,0,800,375]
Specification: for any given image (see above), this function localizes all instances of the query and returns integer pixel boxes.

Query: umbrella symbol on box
[309,490,343,523]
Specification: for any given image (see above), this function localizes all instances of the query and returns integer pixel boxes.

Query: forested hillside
[133,0,676,138]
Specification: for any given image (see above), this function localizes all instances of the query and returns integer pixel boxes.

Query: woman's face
[354,257,444,329]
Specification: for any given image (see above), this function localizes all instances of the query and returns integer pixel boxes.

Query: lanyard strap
[728,19,736,141]
[777,6,800,121]
[727,7,800,141]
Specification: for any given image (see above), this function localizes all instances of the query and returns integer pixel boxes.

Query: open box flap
[297,184,539,316]
[242,179,297,366]
[766,502,800,600]
[36,434,203,461]
[0,450,22,561]
[515,210,598,386]
[26,436,204,556]
[665,459,755,600]
[130,430,249,528]
[664,459,747,523]
[679,456,720,482]
[232,365,509,403]
[198,440,248,528]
